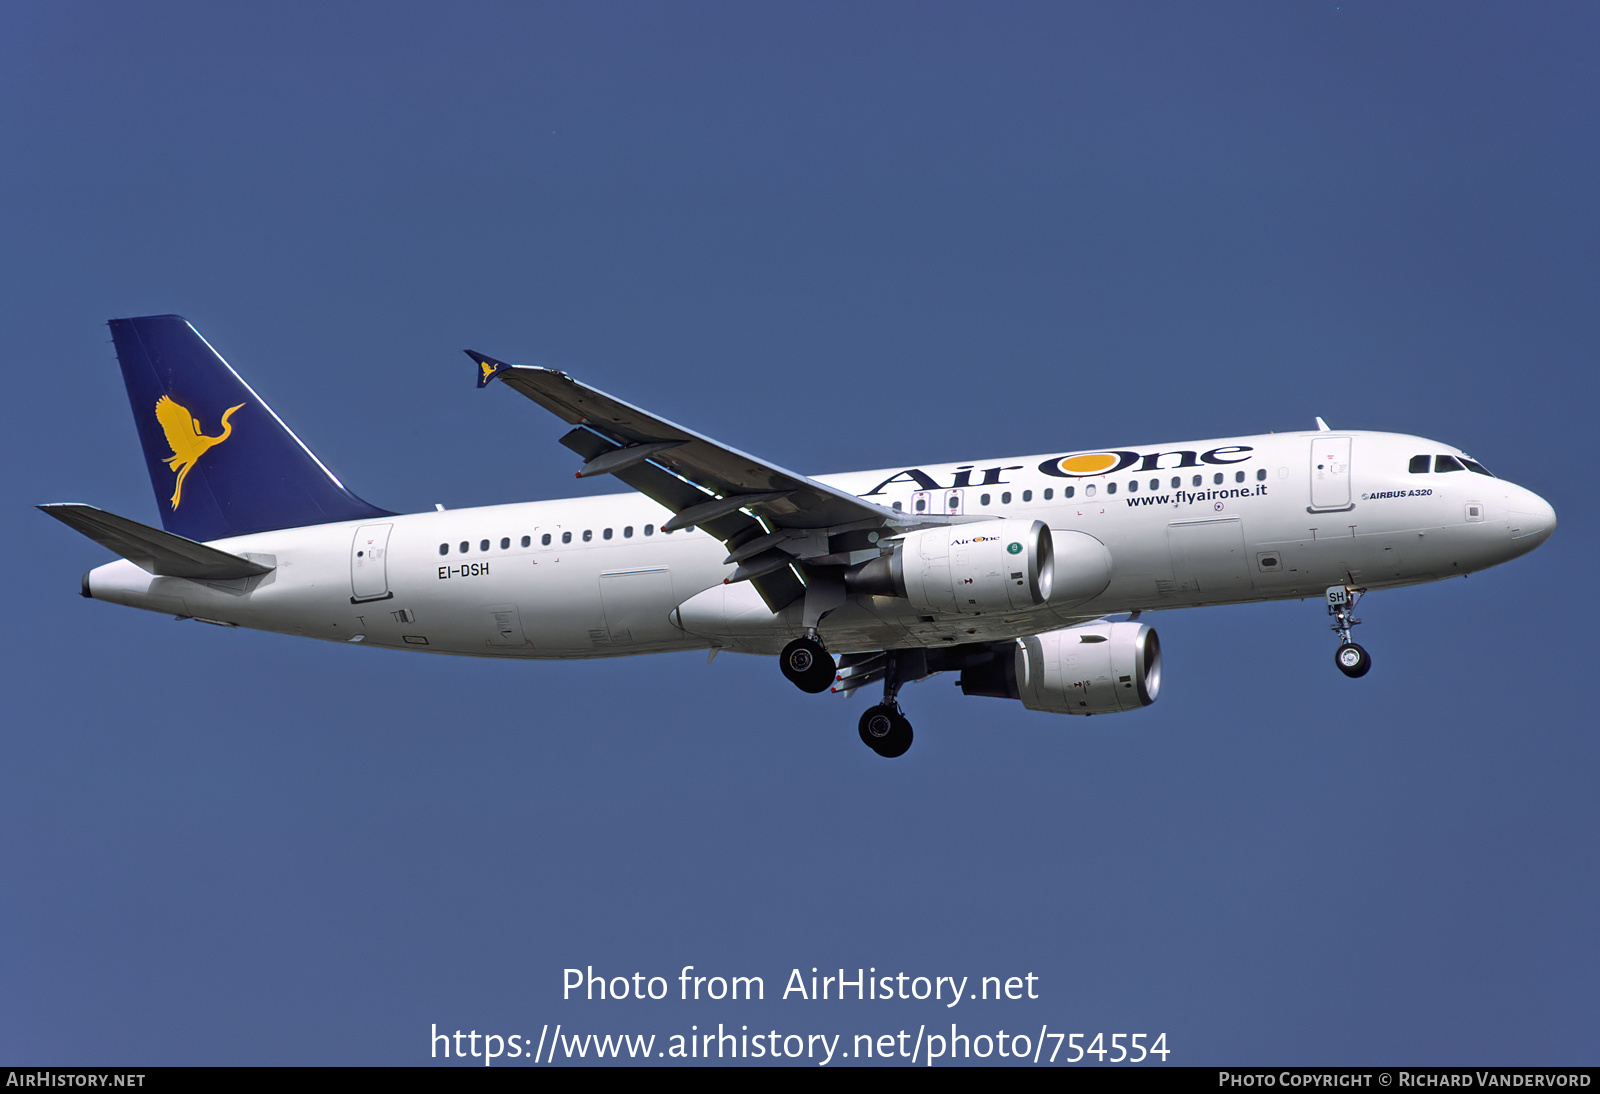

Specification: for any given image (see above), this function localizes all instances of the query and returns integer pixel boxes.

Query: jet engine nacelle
[960,620,1162,715]
[847,520,1113,616]
[848,518,1054,615]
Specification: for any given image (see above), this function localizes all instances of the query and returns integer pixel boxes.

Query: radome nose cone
[1531,495,1557,543]
[1508,490,1557,549]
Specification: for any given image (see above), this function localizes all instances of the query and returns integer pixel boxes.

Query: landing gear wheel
[1335,642,1372,678]
[858,704,914,758]
[780,635,836,693]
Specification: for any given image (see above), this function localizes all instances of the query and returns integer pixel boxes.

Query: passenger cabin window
[1409,455,1431,473]
[1192,475,1203,487]
[980,493,991,506]
[438,543,448,556]
[583,530,593,542]
[1065,486,1075,498]
[521,535,531,547]
[892,501,903,511]
[1106,482,1117,495]
[1128,480,1137,492]
[603,528,613,540]
[1235,471,1245,483]
[1085,484,1096,497]
[1256,469,1266,481]
[1022,489,1032,502]
[561,531,572,544]
[1435,455,1465,473]
[500,537,510,550]
[1171,477,1180,489]
[1149,479,1159,491]
[479,539,490,551]
[1213,473,1223,485]
[623,526,633,538]
[458,541,469,554]
[645,524,655,536]
[542,533,552,546]
[1001,491,1012,504]
[1043,488,1053,500]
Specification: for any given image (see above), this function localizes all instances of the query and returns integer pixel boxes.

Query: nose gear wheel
[1326,584,1374,678]
[1335,642,1371,677]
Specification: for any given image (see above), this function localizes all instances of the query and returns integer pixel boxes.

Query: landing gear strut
[780,632,836,693]
[851,649,925,758]
[1326,584,1372,678]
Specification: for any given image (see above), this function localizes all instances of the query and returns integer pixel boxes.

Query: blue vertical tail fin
[110,315,391,541]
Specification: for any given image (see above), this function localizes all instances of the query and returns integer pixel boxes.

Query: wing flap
[39,503,275,580]
[557,428,805,612]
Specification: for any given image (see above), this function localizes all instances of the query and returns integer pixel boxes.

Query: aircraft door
[350,523,393,602]
[943,489,964,514]
[1309,437,1353,511]
[910,490,933,516]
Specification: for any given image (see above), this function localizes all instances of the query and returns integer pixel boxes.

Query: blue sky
[2,2,1595,1065]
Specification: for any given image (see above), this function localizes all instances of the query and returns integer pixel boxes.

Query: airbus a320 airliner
[43,316,1557,757]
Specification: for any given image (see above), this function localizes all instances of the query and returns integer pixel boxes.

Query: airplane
[41,315,1558,758]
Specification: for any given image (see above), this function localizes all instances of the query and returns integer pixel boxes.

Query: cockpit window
[1434,455,1465,473]
[1461,457,1495,477]
[1409,455,1430,474]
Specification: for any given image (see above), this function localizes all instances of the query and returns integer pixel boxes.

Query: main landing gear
[858,704,913,758]
[845,649,926,758]
[780,632,836,693]
[1326,584,1372,678]
[780,636,921,758]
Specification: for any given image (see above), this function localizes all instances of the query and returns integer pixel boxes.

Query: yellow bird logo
[154,395,246,509]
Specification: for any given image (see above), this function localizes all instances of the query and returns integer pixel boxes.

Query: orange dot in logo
[1058,452,1119,475]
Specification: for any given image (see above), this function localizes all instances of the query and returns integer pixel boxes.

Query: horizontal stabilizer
[38,503,274,580]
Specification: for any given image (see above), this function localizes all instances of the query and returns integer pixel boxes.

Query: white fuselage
[85,430,1556,657]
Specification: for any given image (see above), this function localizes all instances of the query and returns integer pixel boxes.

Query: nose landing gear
[1327,584,1372,678]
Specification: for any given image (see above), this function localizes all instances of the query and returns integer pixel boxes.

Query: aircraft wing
[469,352,944,612]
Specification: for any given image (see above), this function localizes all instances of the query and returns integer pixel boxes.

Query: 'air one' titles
[860,445,1256,496]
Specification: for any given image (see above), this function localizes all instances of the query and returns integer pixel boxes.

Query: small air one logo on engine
[1007,542,1023,554]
